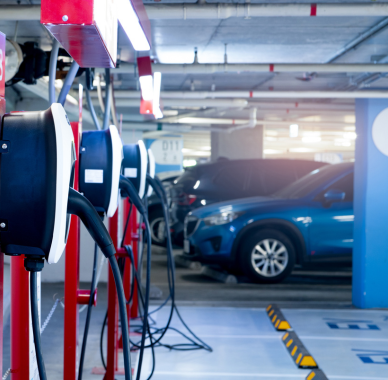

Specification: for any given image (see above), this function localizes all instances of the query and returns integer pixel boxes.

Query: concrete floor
[2,246,356,379]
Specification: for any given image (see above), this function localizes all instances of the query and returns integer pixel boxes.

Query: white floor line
[300,335,388,342]
[162,334,280,339]
[161,334,388,342]
[327,376,388,380]
[152,372,306,378]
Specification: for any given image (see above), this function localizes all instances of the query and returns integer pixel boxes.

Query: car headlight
[203,211,243,226]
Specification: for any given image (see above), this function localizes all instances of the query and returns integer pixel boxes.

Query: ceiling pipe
[176,116,354,129]
[223,108,257,133]
[5,4,388,20]
[327,17,388,63]
[107,63,388,75]
[92,90,388,99]
[92,97,248,108]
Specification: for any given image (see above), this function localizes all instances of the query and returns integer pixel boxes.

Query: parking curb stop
[266,304,292,330]
[282,331,318,369]
[306,369,329,380]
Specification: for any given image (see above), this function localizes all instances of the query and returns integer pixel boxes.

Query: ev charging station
[0,31,6,380]
[0,1,210,378]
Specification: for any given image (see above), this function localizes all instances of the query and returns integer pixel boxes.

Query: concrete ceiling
[2,0,388,161]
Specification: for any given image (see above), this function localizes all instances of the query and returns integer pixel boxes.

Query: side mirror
[324,189,345,203]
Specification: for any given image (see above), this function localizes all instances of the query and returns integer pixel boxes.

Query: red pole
[10,256,30,380]
[63,122,81,380]
[123,200,132,319]
[105,212,120,380]
[130,209,139,318]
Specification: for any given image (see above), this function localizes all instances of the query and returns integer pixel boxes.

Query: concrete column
[211,125,263,161]
[353,99,388,308]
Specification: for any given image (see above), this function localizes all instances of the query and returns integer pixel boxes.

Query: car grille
[184,216,199,237]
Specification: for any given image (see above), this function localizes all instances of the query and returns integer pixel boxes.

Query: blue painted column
[353,98,388,308]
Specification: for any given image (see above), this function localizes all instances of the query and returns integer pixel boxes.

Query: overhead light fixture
[117,0,151,51]
[343,132,357,140]
[153,72,163,119]
[302,136,321,143]
[289,124,299,138]
[139,75,153,101]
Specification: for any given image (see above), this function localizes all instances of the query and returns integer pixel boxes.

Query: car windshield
[273,164,352,199]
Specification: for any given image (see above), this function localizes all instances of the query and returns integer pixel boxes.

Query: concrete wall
[211,126,263,161]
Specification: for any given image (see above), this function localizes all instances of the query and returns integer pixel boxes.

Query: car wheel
[149,209,166,246]
[240,229,295,283]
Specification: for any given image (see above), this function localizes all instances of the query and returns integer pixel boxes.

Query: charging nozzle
[67,188,115,258]
[119,175,146,215]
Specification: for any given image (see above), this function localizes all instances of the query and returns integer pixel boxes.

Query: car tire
[240,229,295,284]
[149,208,166,246]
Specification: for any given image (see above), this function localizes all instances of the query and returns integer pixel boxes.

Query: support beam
[97,90,388,100]
[108,63,388,75]
[4,4,388,20]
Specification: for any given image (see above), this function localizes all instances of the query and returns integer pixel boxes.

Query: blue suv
[183,163,354,283]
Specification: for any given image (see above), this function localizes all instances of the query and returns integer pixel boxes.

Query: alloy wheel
[250,238,289,277]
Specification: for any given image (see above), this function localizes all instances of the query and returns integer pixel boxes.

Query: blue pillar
[353,98,388,308]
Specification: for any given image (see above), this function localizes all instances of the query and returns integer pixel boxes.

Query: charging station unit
[0,31,6,379]
[102,141,149,378]
[146,149,156,197]
[0,103,133,380]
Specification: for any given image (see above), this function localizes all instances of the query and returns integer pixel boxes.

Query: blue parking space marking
[324,318,380,330]
[353,349,388,364]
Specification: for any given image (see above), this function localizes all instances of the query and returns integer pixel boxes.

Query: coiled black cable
[78,243,99,380]
[30,271,48,380]
[108,255,132,380]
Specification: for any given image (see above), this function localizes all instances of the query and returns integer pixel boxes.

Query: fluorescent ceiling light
[343,132,357,140]
[139,75,153,101]
[264,149,284,154]
[334,139,351,147]
[117,0,150,51]
[344,126,356,131]
[289,124,299,138]
[201,146,211,150]
[302,136,321,143]
[153,72,163,119]
[290,147,315,153]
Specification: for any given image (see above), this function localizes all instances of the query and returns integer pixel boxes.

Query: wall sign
[150,139,183,166]
[372,108,388,156]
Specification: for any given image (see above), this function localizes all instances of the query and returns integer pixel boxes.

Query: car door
[308,172,354,260]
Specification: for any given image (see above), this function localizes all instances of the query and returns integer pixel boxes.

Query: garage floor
[4,247,385,380]
[139,306,388,380]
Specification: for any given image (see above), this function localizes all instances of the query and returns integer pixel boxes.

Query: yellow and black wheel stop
[266,304,291,331]
[282,331,318,369]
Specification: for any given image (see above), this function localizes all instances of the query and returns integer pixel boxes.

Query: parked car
[148,171,182,245]
[183,163,354,283]
[170,159,328,245]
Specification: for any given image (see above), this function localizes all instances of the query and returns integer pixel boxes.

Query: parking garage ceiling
[1,0,388,159]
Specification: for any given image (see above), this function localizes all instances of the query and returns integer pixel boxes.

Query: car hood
[190,195,287,218]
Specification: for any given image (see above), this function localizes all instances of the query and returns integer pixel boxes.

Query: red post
[10,257,30,380]
[123,200,133,318]
[104,211,120,380]
[63,121,81,380]
[130,209,139,318]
